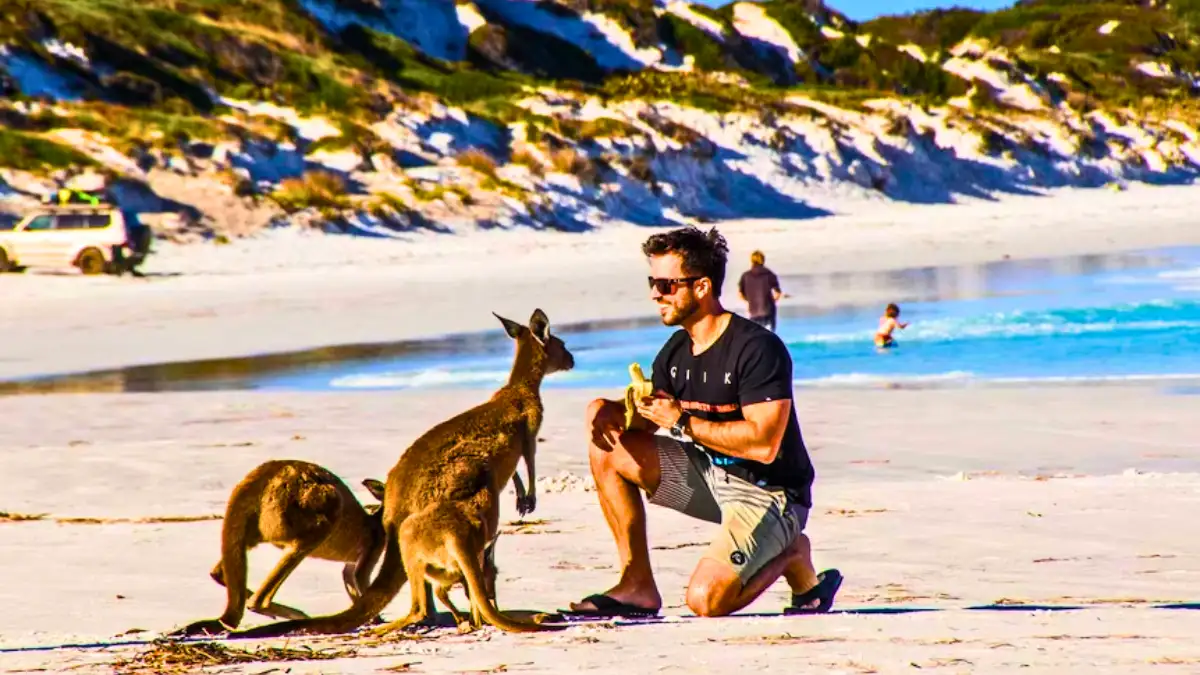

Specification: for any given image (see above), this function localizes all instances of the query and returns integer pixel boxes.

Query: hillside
[2,0,1200,240]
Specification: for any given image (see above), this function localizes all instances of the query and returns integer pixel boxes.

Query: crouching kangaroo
[230,308,573,638]
[169,459,387,637]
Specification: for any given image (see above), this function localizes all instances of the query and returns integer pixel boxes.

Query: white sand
[0,388,1198,673]
[1,185,1199,673]
[2,183,1200,381]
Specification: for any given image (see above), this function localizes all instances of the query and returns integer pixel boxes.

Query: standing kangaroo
[170,459,387,637]
[230,308,573,638]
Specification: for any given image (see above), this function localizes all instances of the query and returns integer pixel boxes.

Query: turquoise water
[256,246,1200,392]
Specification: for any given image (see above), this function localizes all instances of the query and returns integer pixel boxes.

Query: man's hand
[634,392,683,431]
[590,401,626,452]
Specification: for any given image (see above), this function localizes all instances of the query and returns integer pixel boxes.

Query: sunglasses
[648,276,701,295]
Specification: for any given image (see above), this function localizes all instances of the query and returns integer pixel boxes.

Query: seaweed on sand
[110,639,354,674]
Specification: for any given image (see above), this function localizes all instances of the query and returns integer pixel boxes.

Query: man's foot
[563,583,661,618]
[561,593,660,618]
[784,569,843,615]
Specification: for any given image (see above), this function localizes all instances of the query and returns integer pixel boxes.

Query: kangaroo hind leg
[434,583,472,632]
[247,543,320,620]
[369,527,433,637]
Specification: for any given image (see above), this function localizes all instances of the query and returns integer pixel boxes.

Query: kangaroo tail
[167,484,257,638]
[452,537,559,633]
[227,521,408,639]
[215,499,253,630]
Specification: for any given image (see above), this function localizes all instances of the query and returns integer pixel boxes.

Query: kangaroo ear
[529,308,550,344]
[362,478,385,501]
[494,312,524,339]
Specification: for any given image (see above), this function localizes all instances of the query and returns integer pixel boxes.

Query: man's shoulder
[729,314,790,355]
[655,328,689,359]
[729,312,777,338]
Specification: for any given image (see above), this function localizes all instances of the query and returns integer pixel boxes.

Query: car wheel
[76,247,107,275]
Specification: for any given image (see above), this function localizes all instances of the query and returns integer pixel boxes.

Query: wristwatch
[670,411,690,439]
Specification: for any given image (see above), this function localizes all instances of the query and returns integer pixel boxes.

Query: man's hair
[886,303,900,318]
[642,226,730,296]
[750,250,765,266]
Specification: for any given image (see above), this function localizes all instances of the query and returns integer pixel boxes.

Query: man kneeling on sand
[565,226,842,619]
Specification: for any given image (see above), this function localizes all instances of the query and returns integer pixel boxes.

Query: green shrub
[0,128,97,172]
[659,14,730,73]
[271,170,351,214]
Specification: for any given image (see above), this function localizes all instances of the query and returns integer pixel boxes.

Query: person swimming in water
[875,303,908,348]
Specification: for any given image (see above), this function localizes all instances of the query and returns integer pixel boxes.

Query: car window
[22,215,54,231]
[55,214,90,230]
[87,214,112,229]
[0,219,16,231]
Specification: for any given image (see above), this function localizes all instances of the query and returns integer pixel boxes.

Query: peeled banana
[624,362,655,431]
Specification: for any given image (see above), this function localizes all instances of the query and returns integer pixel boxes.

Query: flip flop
[784,568,843,615]
[558,594,660,618]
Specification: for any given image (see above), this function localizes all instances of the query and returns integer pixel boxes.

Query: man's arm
[683,399,790,464]
[635,333,794,464]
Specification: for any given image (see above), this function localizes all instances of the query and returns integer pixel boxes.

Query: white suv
[0,204,153,275]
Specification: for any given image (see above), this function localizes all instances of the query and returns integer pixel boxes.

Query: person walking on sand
[564,226,841,620]
[737,250,783,333]
[875,303,908,349]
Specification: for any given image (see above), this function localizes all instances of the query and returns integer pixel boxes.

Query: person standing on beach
[565,226,841,619]
[737,250,783,333]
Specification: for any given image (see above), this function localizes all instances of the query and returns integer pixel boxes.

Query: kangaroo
[230,308,573,639]
[169,459,387,637]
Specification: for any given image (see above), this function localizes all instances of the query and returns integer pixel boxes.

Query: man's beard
[660,295,700,326]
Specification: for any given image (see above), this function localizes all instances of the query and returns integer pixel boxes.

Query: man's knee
[585,398,620,438]
[586,398,628,476]
[685,578,737,618]
[685,561,741,617]
[585,397,610,422]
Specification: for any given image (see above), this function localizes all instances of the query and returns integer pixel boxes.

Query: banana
[624,363,654,431]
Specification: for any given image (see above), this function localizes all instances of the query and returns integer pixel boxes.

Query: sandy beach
[0,387,1198,673]
[1,184,1199,673]
[3,183,1200,381]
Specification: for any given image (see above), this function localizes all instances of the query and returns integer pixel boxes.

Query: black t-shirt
[651,313,815,507]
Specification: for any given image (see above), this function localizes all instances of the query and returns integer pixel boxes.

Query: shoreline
[2,183,1200,381]
[5,359,1200,396]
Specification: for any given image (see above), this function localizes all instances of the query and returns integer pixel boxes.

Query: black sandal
[558,594,660,618]
[784,569,843,615]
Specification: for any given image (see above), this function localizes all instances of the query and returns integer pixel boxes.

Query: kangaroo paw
[516,493,537,516]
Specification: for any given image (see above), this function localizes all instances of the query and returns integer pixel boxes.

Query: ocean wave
[786,300,1200,346]
[793,371,975,387]
[793,371,1200,388]
[1158,267,1200,280]
[987,372,1200,385]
